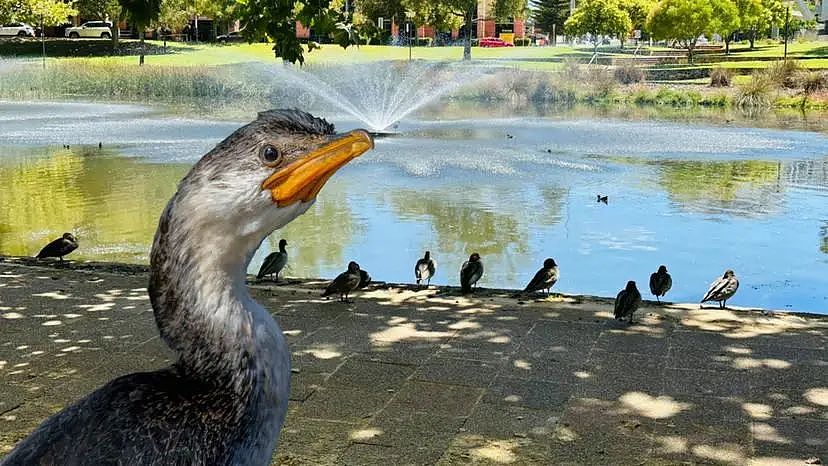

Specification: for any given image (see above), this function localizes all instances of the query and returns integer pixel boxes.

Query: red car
[479,37,514,48]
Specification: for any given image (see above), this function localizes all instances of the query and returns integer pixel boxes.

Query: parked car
[479,37,514,48]
[217,31,245,44]
[65,21,112,39]
[0,23,35,37]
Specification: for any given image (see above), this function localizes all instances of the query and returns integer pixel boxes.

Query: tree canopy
[564,0,632,52]
[646,0,728,62]
[532,0,570,35]
[0,0,77,26]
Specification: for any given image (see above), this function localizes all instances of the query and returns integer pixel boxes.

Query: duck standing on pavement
[322,261,362,302]
[460,253,483,293]
[649,265,672,303]
[614,281,642,324]
[257,239,288,281]
[415,251,436,289]
[36,233,78,261]
[523,258,559,297]
[701,269,739,309]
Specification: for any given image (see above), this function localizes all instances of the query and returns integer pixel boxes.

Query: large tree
[564,0,632,53]
[532,0,570,41]
[0,0,76,26]
[119,0,161,65]
[715,0,740,54]
[646,0,733,63]
[737,0,782,49]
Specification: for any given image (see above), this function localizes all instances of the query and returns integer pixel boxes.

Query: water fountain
[261,61,489,133]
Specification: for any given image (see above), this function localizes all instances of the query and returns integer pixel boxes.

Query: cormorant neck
[279,243,287,253]
[148,200,267,382]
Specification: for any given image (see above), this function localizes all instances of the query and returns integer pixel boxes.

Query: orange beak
[261,130,374,207]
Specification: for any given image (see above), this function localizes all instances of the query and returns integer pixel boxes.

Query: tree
[647,0,734,63]
[153,0,188,47]
[564,0,632,53]
[0,0,76,26]
[119,0,161,65]
[76,0,122,49]
[618,0,654,46]
[737,0,783,49]
[714,0,740,54]
[532,0,570,42]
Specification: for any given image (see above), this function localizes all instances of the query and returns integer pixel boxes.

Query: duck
[257,239,288,282]
[701,269,739,309]
[322,261,362,302]
[649,265,672,303]
[523,258,559,297]
[614,281,642,324]
[35,232,78,261]
[597,194,608,204]
[460,253,483,293]
[414,251,436,288]
[2,109,373,465]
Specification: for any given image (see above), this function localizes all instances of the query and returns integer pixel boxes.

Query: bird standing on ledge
[614,281,641,324]
[701,269,739,309]
[2,110,373,466]
[649,265,672,303]
[460,253,483,293]
[415,251,436,289]
[257,239,288,282]
[523,258,559,297]
[322,261,362,302]
[36,232,78,261]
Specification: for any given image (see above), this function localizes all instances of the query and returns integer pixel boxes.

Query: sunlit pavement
[1,257,826,465]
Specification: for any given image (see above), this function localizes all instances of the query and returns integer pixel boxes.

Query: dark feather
[524,266,558,293]
[614,282,641,321]
[460,259,483,293]
[36,234,78,260]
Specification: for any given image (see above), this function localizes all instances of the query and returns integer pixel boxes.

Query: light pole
[40,14,45,69]
[783,6,790,60]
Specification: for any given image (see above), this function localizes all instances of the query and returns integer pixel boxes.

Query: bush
[709,67,732,87]
[416,37,432,47]
[560,58,583,81]
[762,60,801,89]
[513,38,531,46]
[796,71,828,93]
[736,72,773,108]
[586,66,616,98]
[613,63,645,84]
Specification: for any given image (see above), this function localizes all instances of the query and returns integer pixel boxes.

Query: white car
[0,23,35,37]
[65,21,113,39]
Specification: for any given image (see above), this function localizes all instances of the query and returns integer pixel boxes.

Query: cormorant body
[649,265,672,303]
[614,281,641,324]
[35,232,78,261]
[460,253,483,293]
[701,270,739,309]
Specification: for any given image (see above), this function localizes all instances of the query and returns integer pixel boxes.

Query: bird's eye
[260,146,282,166]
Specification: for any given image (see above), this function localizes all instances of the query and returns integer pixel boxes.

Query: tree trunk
[748,29,756,50]
[725,36,731,55]
[462,7,472,61]
[112,23,119,51]
[139,35,145,66]
[687,41,695,64]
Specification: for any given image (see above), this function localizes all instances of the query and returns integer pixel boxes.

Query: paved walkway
[0,258,826,465]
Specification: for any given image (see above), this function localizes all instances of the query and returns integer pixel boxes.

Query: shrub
[416,37,432,47]
[709,67,732,87]
[797,71,828,93]
[514,38,531,46]
[762,60,801,89]
[560,58,583,81]
[613,63,645,84]
[586,66,616,98]
[736,72,773,108]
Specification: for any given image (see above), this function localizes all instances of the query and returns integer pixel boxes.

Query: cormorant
[414,251,436,288]
[2,109,373,465]
[460,253,483,293]
[649,265,672,303]
[614,281,641,324]
[597,194,608,204]
[523,258,558,297]
[322,261,362,302]
[356,269,371,289]
[257,239,288,281]
[35,232,78,261]
[701,269,739,309]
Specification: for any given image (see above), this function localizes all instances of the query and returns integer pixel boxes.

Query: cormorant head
[279,238,288,248]
[543,258,556,268]
[723,269,735,278]
[424,251,431,259]
[626,281,637,291]
[174,109,373,241]
[658,265,667,273]
[469,253,481,262]
[347,261,361,273]
[62,232,77,242]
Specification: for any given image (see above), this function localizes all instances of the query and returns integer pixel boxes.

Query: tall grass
[736,72,773,108]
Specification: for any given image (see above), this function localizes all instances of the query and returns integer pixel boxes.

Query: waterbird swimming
[460,253,484,293]
[614,281,642,324]
[649,265,672,303]
[415,251,436,288]
[322,261,362,302]
[35,232,78,261]
[523,258,558,297]
[2,109,373,465]
[257,239,288,281]
[597,194,608,204]
[701,269,739,309]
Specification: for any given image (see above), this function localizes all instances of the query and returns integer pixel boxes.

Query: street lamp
[406,10,414,61]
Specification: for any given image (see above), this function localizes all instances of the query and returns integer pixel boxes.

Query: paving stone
[436,433,553,466]
[355,341,439,365]
[289,372,326,402]
[484,376,571,410]
[275,418,353,465]
[384,381,483,418]
[326,358,415,391]
[500,356,584,385]
[651,419,753,465]
[463,402,560,439]
[741,389,828,422]
[298,386,393,422]
[663,368,751,398]
[751,418,828,460]
[595,330,669,356]
[412,357,501,387]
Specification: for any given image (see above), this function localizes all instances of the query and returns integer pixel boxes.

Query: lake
[1,101,827,313]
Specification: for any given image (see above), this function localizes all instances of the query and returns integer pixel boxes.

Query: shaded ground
[0,257,825,465]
